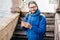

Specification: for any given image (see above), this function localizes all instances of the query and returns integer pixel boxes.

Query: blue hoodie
[22,9,46,40]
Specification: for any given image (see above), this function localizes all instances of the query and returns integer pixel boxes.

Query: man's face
[28,4,37,13]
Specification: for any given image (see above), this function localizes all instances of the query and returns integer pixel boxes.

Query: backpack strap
[26,13,30,21]
[39,14,45,22]
[39,15,42,22]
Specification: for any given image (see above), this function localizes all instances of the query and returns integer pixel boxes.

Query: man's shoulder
[40,14,46,22]
[40,14,46,17]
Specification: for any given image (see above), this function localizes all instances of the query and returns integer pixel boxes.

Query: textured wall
[0,13,19,40]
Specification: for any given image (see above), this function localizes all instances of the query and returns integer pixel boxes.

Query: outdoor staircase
[11,13,55,40]
[43,13,55,40]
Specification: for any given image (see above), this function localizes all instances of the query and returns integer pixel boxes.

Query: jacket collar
[30,9,40,17]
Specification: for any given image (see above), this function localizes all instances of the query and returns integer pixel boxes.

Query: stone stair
[11,13,55,40]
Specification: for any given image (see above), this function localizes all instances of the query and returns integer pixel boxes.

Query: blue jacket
[22,9,46,40]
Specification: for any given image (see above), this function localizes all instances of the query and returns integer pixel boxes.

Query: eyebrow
[29,6,37,8]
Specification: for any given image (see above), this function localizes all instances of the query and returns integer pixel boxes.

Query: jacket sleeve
[21,13,29,31]
[23,13,29,22]
[31,16,46,34]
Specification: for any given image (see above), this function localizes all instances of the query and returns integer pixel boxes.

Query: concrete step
[46,25,55,32]
[11,37,28,40]
[46,18,55,21]
[45,32,54,37]
[44,37,54,40]
[14,31,26,35]
[42,13,55,18]
[46,18,55,25]
[13,31,27,39]
[47,21,55,25]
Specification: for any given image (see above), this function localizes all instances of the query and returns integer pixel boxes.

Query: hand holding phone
[21,21,32,29]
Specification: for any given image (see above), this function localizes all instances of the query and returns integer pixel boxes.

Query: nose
[31,8,34,11]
